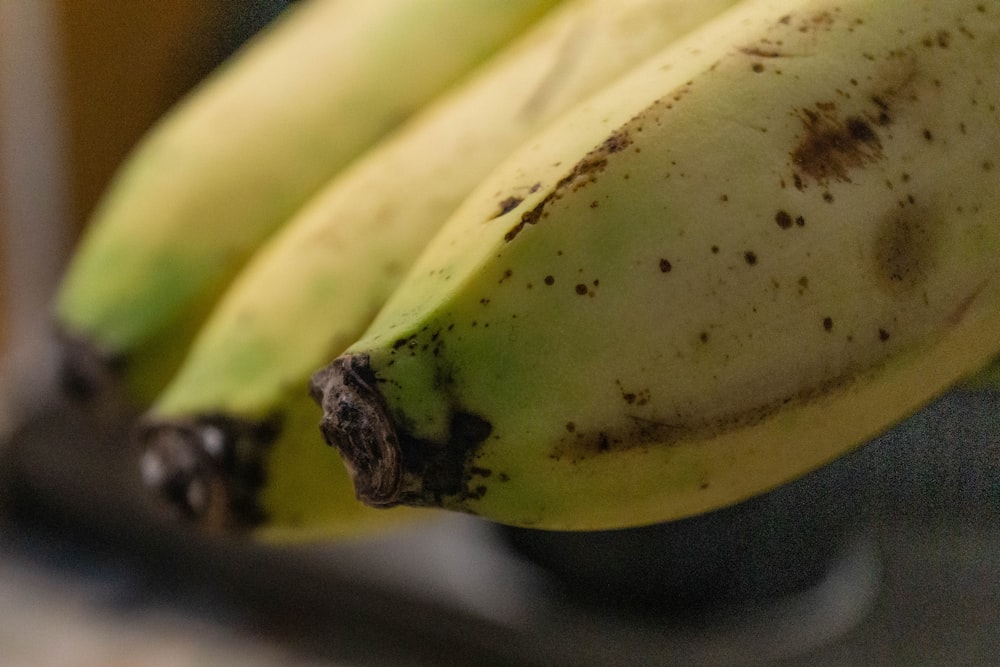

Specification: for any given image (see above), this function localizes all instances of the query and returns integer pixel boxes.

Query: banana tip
[53,325,124,401]
[310,354,495,509]
[309,354,404,507]
[136,421,232,531]
[135,415,275,533]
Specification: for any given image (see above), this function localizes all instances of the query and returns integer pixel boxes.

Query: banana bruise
[138,0,745,538]
[52,0,561,406]
[312,0,1000,530]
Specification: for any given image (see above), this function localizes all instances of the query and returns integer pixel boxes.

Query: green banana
[137,0,744,540]
[52,0,561,405]
[311,0,1000,530]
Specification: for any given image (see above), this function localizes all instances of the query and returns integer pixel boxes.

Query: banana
[137,0,745,539]
[311,0,1000,530]
[51,0,561,405]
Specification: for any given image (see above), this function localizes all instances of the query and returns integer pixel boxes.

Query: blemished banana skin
[312,0,1000,530]
[51,0,562,405]
[137,0,744,538]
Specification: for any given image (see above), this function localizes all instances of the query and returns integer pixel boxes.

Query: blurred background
[1,0,292,436]
[1,2,999,665]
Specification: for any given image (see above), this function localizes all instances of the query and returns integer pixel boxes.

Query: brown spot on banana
[791,105,884,186]
[550,371,859,463]
[789,47,925,188]
[872,205,940,296]
[502,129,634,242]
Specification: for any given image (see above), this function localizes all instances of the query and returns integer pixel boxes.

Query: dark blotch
[791,105,883,186]
[402,410,492,504]
[741,46,785,58]
[392,335,415,350]
[493,196,524,218]
[846,117,877,142]
[503,130,632,242]
[873,206,938,295]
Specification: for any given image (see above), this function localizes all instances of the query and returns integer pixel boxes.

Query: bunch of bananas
[54,0,1000,539]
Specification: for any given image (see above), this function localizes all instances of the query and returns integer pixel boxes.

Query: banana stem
[136,414,277,531]
[310,354,404,506]
[311,353,494,509]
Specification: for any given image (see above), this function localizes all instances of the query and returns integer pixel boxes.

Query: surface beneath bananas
[2,387,1000,665]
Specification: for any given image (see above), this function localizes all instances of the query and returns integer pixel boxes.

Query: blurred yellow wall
[56,1,288,235]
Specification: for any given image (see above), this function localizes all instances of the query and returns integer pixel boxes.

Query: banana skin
[52,0,561,405]
[312,0,1000,530]
[137,0,744,538]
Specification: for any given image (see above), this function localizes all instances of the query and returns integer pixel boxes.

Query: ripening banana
[136,0,744,540]
[51,0,561,406]
[311,0,1000,531]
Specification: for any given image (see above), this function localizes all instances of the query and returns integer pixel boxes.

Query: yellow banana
[312,0,1000,530]
[137,0,744,540]
[52,0,561,405]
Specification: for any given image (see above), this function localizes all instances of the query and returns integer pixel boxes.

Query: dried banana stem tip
[54,325,123,401]
[309,354,404,507]
[136,422,232,531]
[134,414,275,533]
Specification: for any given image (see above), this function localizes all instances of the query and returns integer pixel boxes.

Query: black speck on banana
[136,0,744,540]
[51,0,561,406]
[312,0,1000,530]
